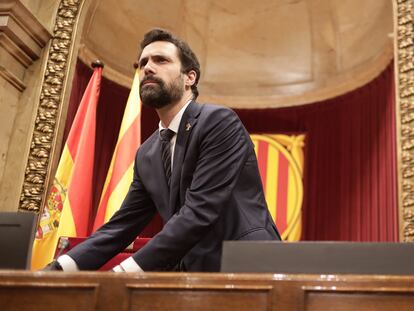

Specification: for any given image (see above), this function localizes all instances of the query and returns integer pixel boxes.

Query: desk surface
[1,271,414,311]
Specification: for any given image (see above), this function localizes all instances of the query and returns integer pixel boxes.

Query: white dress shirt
[158,100,191,168]
[57,100,192,272]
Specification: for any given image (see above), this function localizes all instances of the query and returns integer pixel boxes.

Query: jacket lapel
[168,101,201,215]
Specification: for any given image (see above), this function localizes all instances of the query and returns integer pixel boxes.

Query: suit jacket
[67,102,281,272]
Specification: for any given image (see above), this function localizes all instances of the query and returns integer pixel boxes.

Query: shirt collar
[158,100,192,134]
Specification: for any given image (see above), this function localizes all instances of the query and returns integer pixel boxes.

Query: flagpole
[92,59,104,69]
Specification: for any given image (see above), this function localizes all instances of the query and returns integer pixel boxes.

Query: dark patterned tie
[160,129,175,187]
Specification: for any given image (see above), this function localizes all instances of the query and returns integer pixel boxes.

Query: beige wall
[0,0,57,211]
[19,0,57,30]
[79,0,393,108]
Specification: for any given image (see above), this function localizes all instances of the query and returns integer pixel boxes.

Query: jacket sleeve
[66,151,156,270]
[132,107,250,271]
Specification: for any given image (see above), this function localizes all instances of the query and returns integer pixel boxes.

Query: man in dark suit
[49,28,280,272]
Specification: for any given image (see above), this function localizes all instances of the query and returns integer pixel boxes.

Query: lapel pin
[185,122,192,131]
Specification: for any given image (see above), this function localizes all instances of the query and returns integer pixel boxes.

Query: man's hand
[42,260,63,271]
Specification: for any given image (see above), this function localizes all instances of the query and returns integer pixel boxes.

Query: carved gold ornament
[19,0,83,212]
[395,0,414,240]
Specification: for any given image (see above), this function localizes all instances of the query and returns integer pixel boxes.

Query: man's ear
[185,70,197,87]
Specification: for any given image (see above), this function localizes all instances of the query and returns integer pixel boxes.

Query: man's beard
[140,74,184,109]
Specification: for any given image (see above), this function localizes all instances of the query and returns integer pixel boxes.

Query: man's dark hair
[140,28,201,99]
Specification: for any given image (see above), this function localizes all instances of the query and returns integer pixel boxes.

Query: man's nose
[143,61,156,75]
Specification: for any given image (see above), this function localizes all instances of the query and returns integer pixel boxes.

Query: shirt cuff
[57,254,79,272]
[118,256,143,272]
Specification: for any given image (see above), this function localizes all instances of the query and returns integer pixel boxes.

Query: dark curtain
[235,63,398,241]
[66,60,398,241]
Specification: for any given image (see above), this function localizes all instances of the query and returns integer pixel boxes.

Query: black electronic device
[0,212,37,269]
[221,241,414,275]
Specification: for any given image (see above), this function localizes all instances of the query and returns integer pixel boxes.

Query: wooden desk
[1,271,414,310]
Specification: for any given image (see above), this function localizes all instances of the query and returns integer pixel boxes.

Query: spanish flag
[31,62,103,269]
[92,69,141,231]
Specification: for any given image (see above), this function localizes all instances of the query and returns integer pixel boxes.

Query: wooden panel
[1,272,414,310]
[0,283,99,311]
[305,291,414,311]
[128,288,271,311]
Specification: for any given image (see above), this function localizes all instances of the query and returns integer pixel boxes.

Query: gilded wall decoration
[396,0,414,241]
[19,0,83,212]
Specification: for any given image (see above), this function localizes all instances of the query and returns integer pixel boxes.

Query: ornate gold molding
[395,0,414,241]
[19,0,83,212]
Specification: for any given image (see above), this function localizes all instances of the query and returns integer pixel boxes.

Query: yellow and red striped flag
[31,63,103,269]
[92,69,141,231]
[251,134,305,241]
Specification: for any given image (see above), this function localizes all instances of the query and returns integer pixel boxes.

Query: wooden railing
[1,271,414,310]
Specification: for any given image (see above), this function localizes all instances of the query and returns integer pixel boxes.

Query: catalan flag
[31,62,103,269]
[251,134,305,241]
[92,69,141,231]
